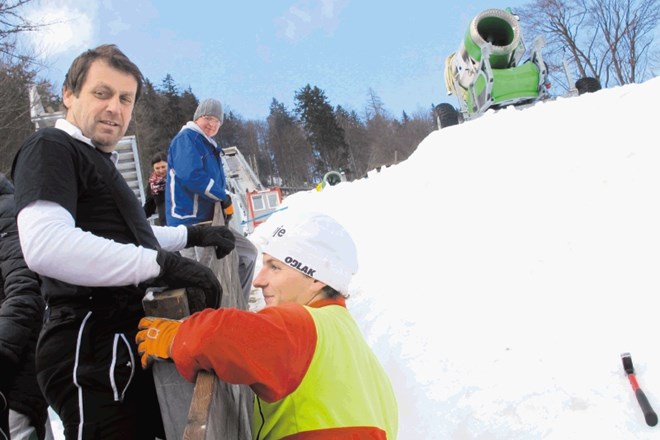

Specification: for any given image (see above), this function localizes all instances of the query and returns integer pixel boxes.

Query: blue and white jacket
[165,122,228,226]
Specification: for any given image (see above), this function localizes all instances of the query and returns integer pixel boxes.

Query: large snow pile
[251,76,660,439]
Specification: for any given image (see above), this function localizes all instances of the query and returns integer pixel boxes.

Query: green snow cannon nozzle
[441,7,549,123]
[460,8,523,70]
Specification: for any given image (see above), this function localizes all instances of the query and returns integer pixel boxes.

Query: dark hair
[63,44,144,102]
[321,285,343,298]
[151,152,167,165]
[302,275,345,299]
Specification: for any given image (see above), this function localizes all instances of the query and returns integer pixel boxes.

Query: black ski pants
[36,296,164,440]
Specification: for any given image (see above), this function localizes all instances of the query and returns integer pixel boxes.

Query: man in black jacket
[0,173,53,440]
[11,44,235,439]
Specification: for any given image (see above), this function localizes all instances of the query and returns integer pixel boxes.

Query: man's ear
[62,86,73,110]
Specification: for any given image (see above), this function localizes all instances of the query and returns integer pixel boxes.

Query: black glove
[186,225,236,259]
[221,195,233,223]
[153,249,222,308]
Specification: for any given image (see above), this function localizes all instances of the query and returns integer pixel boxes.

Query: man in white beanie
[165,98,258,302]
[136,211,399,439]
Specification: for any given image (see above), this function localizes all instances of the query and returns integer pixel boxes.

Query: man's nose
[105,95,122,112]
[252,269,267,288]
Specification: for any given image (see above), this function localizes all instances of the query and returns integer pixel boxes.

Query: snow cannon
[440,8,550,127]
[456,8,525,82]
[315,170,345,191]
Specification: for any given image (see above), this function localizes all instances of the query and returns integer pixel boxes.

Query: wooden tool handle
[183,371,218,439]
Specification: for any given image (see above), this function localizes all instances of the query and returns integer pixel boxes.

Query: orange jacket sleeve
[171,303,317,402]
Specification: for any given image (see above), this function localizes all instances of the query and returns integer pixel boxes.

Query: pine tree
[294,85,351,179]
[267,99,313,187]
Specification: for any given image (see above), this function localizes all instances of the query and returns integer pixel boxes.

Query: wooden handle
[182,371,218,439]
[182,203,224,439]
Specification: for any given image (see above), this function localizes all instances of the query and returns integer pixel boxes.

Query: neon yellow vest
[252,305,398,439]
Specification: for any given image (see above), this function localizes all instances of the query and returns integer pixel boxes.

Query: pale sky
[21,0,533,120]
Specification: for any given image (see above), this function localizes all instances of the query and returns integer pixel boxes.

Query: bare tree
[239,119,268,186]
[335,106,369,180]
[517,0,659,90]
[0,1,68,175]
[0,49,34,175]
[364,88,387,120]
[362,89,398,170]
[391,109,434,164]
[0,1,38,51]
[249,120,273,186]
[588,0,659,84]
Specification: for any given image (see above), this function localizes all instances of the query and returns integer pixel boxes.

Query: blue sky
[22,0,531,120]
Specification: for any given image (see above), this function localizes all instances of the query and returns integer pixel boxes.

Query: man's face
[153,160,167,177]
[63,60,138,152]
[253,254,324,306]
[195,115,221,138]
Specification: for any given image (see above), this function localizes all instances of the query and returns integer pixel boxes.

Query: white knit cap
[261,211,358,295]
[193,98,224,124]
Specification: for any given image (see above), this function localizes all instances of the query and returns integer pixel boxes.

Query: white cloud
[23,2,98,58]
[107,17,130,35]
[282,19,298,40]
[276,0,349,41]
[289,6,312,23]
[102,0,158,36]
[320,0,339,18]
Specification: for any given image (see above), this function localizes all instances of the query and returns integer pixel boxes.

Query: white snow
[50,76,660,438]
[250,76,660,439]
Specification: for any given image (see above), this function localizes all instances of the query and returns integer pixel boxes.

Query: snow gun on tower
[437,8,551,128]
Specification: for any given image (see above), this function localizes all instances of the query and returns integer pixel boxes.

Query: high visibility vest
[253,304,398,439]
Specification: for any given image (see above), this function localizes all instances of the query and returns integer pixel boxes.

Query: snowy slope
[251,76,660,439]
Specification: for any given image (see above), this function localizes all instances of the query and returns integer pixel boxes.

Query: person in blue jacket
[165,98,257,302]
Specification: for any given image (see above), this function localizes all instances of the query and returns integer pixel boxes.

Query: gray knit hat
[193,98,224,125]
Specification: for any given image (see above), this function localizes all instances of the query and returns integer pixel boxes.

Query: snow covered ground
[50,76,660,438]
[249,76,660,438]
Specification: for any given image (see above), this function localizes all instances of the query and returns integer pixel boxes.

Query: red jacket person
[137,211,399,439]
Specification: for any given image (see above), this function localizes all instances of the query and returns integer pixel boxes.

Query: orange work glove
[223,202,234,217]
[221,195,234,222]
[135,317,181,369]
